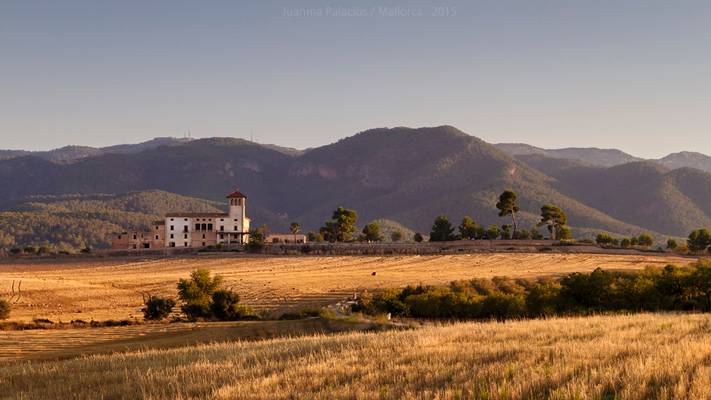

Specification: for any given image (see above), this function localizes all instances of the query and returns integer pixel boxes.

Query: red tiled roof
[165,212,229,218]
[226,189,247,199]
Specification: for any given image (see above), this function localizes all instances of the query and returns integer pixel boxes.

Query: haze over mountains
[1,126,711,248]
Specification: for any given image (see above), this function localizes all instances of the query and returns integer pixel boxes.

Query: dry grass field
[2,313,710,399]
[0,253,692,323]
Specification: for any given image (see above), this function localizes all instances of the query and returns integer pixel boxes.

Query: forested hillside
[0,191,222,251]
[1,126,710,248]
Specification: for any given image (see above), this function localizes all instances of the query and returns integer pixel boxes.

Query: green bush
[356,261,711,321]
[210,289,244,320]
[141,296,176,320]
[177,269,223,320]
[0,298,10,320]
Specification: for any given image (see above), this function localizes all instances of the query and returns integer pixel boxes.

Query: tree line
[287,190,571,244]
[354,260,711,320]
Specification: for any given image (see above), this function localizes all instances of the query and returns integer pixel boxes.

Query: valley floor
[2,313,711,399]
[0,253,691,322]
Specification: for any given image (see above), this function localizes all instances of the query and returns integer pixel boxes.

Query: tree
[289,222,301,242]
[247,225,267,252]
[538,204,568,240]
[620,238,632,248]
[638,233,654,248]
[177,269,224,320]
[500,224,512,240]
[596,233,616,247]
[458,216,478,240]
[496,190,520,236]
[413,232,424,243]
[210,289,244,320]
[320,207,358,242]
[361,222,382,242]
[667,239,678,250]
[486,225,501,240]
[429,215,455,242]
[390,230,403,242]
[688,229,711,253]
[142,295,176,321]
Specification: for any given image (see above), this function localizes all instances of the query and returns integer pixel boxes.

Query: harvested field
[2,313,711,399]
[0,318,390,362]
[0,253,691,322]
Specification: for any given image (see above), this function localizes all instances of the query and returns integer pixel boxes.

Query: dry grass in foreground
[0,253,691,322]
[2,313,711,399]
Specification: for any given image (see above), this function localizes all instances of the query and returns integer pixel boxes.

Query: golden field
[0,253,692,322]
[2,313,711,399]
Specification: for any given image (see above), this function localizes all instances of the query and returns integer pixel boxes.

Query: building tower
[226,189,249,241]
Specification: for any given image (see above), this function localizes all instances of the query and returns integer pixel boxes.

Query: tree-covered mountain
[495,143,642,167]
[0,191,223,250]
[1,126,710,249]
[515,155,711,236]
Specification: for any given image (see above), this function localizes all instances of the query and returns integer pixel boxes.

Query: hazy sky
[1,0,710,158]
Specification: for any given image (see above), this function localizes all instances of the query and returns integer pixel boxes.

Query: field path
[0,253,692,322]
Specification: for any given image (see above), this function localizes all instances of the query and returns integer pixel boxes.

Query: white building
[112,190,251,249]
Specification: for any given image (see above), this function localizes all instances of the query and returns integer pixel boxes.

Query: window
[155,226,159,230]
[202,242,206,247]
[155,235,159,240]
[170,234,174,239]
[195,223,201,231]
[208,223,213,231]
[117,235,122,240]
[184,234,188,239]
[202,234,206,239]
[170,242,176,247]
[170,218,174,221]
[220,226,224,231]
[170,225,174,231]
[220,234,224,239]
[133,244,137,249]
[184,242,188,247]
[133,235,137,240]
[220,219,224,222]
[184,218,188,221]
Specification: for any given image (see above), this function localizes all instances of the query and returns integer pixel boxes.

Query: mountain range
[1,126,710,249]
[495,142,711,173]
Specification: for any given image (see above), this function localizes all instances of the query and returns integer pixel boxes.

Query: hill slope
[0,191,222,250]
[1,126,708,243]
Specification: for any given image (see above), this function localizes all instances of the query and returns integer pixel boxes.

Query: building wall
[266,234,308,244]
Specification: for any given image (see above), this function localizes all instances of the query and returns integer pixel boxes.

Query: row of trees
[429,197,570,241]
[355,260,711,320]
[595,233,654,248]
[287,190,570,244]
[595,228,711,255]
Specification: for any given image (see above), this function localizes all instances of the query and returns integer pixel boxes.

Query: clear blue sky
[1,0,710,158]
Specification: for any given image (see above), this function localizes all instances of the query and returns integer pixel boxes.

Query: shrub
[666,239,678,250]
[637,233,654,247]
[142,296,176,321]
[688,229,711,253]
[177,269,224,320]
[596,233,616,247]
[525,282,561,316]
[0,298,10,320]
[480,293,526,320]
[210,289,244,320]
[413,232,423,243]
[620,238,632,248]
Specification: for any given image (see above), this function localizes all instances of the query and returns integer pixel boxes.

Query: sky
[1,0,710,158]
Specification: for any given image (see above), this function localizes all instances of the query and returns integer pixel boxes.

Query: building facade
[112,190,251,250]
